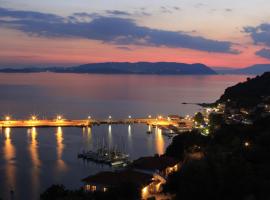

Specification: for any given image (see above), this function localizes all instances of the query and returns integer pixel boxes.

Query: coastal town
[2,0,270,199]
[0,72,266,200]
[38,72,270,200]
[1,73,269,200]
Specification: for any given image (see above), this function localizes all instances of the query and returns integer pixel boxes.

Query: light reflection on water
[0,73,250,119]
[3,128,16,196]
[155,128,165,155]
[56,127,68,172]
[128,125,132,149]
[29,127,40,167]
[29,127,40,200]
[108,125,112,149]
[0,124,169,200]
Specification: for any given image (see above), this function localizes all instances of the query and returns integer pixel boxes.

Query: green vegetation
[194,112,205,124]
[209,112,224,132]
[165,130,209,160]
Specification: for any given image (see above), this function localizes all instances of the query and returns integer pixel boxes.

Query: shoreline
[182,102,216,107]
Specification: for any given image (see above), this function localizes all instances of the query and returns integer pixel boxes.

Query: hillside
[218,72,270,107]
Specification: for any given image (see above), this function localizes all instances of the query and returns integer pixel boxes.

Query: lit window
[91,186,96,191]
[85,185,91,191]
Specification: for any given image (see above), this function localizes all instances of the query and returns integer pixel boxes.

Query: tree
[209,113,224,132]
[40,185,68,200]
[165,130,208,160]
[194,112,204,124]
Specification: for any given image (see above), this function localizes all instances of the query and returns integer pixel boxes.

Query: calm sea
[0,73,249,200]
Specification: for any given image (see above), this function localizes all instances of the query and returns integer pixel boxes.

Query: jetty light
[5,116,10,121]
[31,115,37,121]
[108,115,112,119]
[244,141,250,147]
[128,115,131,119]
[57,115,62,121]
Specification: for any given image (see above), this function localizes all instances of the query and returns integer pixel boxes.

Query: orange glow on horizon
[0,29,268,68]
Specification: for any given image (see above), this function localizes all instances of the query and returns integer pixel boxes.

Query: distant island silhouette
[1,62,270,75]
[0,62,216,75]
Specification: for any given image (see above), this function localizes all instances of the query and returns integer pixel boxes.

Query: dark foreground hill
[0,62,216,75]
[217,72,270,107]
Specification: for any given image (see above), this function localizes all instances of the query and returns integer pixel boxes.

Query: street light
[148,115,152,118]
[244,141,250,147]
[57,115,62,121]
[5,116,10,121]
[128,115,131,119]
[31,115,37,121]
[108,115,112,119]
[88,116,91,119]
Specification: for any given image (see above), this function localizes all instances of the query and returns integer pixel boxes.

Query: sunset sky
[1,0,270,68]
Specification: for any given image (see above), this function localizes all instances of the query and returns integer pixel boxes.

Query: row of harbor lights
[3,115,63,121]
[3,114,164,121]
[91,115,165,122]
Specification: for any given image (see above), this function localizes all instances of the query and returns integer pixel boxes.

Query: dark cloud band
[244,23,270,46]
[0,7,238,54]
[256,48,270,60]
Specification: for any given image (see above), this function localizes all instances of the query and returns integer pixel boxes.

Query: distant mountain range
[0,62,270,75]
[0,62,217,75]
[213,64,270,75]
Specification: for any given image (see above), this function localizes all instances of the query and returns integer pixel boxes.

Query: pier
[0,115,193,131]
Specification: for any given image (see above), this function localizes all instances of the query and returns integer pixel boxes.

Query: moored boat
[78,147,129,166]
